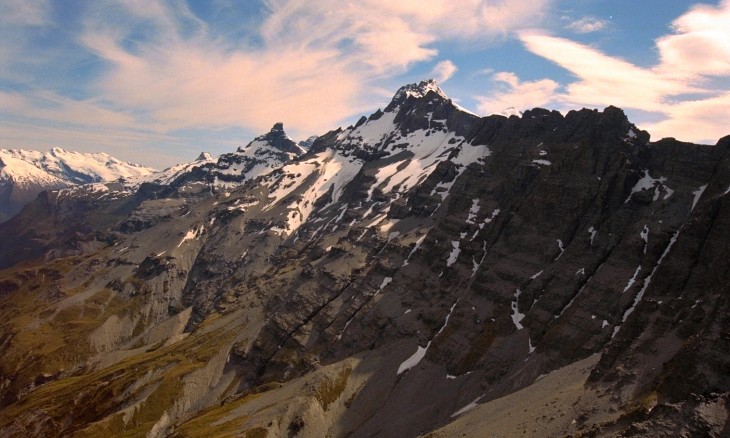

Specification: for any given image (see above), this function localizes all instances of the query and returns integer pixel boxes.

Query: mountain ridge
[0,81,728,437]
[0,147,156,222]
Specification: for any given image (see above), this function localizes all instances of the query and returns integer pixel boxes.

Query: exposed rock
[0,81,727,438]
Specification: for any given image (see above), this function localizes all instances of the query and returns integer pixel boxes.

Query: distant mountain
[0,147,155,222]
[0,80,728,437]
[0,123,312,224]
[144,122,305,188]
[298,135,319,150]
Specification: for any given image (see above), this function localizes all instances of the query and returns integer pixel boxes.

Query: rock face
[0,80,728,437]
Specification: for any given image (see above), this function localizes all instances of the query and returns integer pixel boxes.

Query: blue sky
[1,0,728,168]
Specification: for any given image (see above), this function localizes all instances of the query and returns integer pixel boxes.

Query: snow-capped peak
[0,148,155,185]
[148,124,305,188]
[237,123,304,156]
[393,79,449,101]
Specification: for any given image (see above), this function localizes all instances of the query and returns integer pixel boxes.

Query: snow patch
[510,289,525,330]
[471,208,500,241]
[623,266,642,293]
[465,198,481,224]
[446,241,460,267]
[397,300,458,375]
[403,234,427,267]
[336,316,356,341]
[615,230,680,337]
[640,225,649,254]
[532,159,552,166]
[471,241,488,278]
[691,184,707,211]
[625,169,673,203]
[451,395,485,418]
[555,239,565,260]
[178,225,205,247]
[262,150,363,235]
[588,226,597,245]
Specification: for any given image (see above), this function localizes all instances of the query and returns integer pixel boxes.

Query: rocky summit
[0,80,728,437]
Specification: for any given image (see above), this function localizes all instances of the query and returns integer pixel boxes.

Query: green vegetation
[0,254,237,437]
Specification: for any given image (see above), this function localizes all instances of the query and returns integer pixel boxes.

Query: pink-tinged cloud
[474,0,730,144]
[518,33,695,113]
[655,0,730,79]
[644,92,730,144]
[476,72,559,115]
[432,60,458,83]
[74,0,551,139]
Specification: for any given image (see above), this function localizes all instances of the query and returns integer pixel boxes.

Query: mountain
[0,80,728,437]
[144,122,305,188]
[0,147,155,222]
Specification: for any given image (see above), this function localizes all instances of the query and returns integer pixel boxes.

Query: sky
[1,0,729,169]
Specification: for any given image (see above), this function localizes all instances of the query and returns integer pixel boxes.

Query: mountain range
[0,80,727,437]
[0,148,155,223]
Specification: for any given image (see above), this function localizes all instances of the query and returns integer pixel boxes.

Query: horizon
[1,0,728,169]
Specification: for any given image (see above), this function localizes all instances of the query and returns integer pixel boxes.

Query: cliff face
[0,81,728,437]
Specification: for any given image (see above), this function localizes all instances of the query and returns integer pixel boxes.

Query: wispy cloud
[476,72,559,115]
[519,32,691,112]
[431,60,458,83]
[0,0,50,26]
[655,0,730,79]
[0,0,551,165]
[565,16,608,34]
[476,0,730,143]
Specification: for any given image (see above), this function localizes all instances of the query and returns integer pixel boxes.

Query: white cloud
[432,60,458,83]
[643,92,730,143]
[476,72,559,115]
[565,16,608,34]
[0,0,552,155]
[519,33,692,113]
[655,0,730,79]
[475,0,730,144]
[78,0,552,136]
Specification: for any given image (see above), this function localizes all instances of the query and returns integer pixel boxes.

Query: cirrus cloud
[0,0,553,167]
[431,60,458,83]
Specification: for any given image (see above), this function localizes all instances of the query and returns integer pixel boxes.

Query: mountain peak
[237,123,303,155]
[196,152,213,161]
[393,79,448,101]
